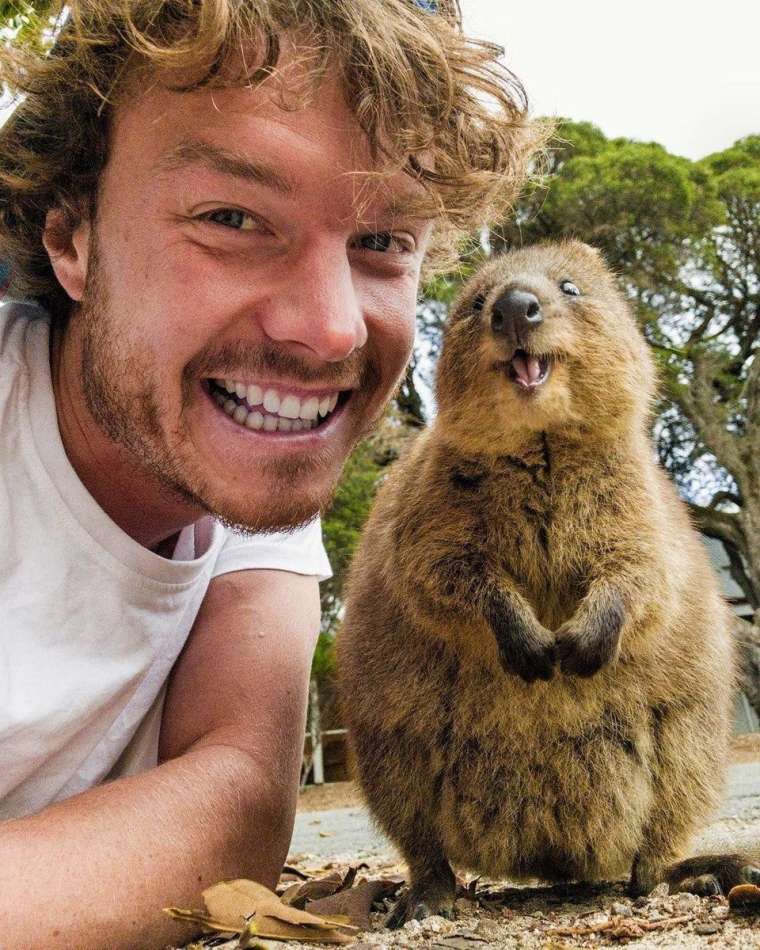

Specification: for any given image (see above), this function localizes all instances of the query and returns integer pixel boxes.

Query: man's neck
[49,322,202,553]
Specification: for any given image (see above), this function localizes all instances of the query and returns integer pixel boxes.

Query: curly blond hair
[0,0,544,316]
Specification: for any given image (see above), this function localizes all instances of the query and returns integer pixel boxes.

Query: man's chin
[215,498,324,537]
[203,458,341,536]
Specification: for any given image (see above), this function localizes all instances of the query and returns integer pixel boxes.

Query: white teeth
[300,396,320,421]
[263,389,281,414]
[245,411,264,430]
[213,380,341,430]
[279,394,302,419]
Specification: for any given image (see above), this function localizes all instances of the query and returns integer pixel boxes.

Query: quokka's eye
[560,280,581,297]
[472,292,487,313]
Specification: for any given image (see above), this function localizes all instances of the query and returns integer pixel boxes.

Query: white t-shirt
[0,301,331,820]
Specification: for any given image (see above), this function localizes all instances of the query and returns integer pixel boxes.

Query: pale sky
[2,2,758,159]
[461,0,760,160]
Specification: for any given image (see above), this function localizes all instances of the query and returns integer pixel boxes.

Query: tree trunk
[735,615,760,720]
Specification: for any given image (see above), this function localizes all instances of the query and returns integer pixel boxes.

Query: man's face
[67,58,431,533]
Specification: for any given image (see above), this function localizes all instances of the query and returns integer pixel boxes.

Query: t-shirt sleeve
[211,516,332,582]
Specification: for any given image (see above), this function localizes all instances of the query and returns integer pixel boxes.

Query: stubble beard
[76,242,381,535]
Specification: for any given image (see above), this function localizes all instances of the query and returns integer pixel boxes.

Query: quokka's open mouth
[501,349,552,391]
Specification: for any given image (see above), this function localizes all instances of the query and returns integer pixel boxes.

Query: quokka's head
[435,240,657,448]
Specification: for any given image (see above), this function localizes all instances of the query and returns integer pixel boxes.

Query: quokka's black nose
[491,289,543,335]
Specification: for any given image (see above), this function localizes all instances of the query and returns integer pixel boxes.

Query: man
[0,0,537,945]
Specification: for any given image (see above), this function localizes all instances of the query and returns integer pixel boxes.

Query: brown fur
[338,240,749,923]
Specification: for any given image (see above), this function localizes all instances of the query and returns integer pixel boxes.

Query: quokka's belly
[429,698,656,882]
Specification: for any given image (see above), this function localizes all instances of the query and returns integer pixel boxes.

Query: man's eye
[358,232,412,253]
[202,208,261,231]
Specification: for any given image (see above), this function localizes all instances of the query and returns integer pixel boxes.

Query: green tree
[0,1,58,50]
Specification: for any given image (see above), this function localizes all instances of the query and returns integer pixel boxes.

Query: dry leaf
[280,870,345,908]
[277,882,303,905]
[306,879,402,930]
[281,865,311,881]
[203,879,354,930]
[242,917,353,944]
[201,879,357,944]
[164,906,241,934]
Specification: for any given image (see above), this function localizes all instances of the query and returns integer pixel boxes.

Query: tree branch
[687,502,745,550]
[707,490,742,510]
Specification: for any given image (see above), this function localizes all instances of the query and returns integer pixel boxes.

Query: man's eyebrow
[158,138,295,195]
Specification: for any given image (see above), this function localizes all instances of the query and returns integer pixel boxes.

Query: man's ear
[42,209,91,302]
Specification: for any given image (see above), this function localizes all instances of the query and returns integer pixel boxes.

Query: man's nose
[264,248,367,362]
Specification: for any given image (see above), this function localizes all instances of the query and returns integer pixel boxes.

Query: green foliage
[496,120,725,293]
[0,1,58,51]
[314,438,385,681]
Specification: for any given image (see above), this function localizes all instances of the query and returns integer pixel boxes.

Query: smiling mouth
[499,349,552,392]
[205,378,349,433]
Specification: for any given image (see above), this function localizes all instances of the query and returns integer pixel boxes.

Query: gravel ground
[270,852,760,949]
[177,739,760,949]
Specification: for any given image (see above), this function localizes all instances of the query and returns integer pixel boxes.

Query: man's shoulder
[0,299,49,363]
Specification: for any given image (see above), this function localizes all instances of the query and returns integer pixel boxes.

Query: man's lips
[204,377,351,433]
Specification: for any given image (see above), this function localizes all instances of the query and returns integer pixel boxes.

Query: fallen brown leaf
[306,878,402,930]
[202,879,357,944]
[280,870,345,908]
[242,918,353,944]
[164,907,240,934]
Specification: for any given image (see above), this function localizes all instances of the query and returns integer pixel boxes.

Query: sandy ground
[177,736,760,949]
[281,734,760,949]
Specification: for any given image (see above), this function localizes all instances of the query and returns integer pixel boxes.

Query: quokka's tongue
[511,352,542,386]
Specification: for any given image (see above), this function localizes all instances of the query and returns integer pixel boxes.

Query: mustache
[184,340,369,390]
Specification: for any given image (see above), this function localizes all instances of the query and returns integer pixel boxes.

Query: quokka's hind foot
[385,859,456,929]
[666,853,760,896]
[631,851,760,897]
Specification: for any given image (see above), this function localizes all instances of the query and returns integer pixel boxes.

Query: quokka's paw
[385,886,456,929]
[666,853,760,896]
[555,624,616,677]
[495,622,555,683]
[486,600,555,683]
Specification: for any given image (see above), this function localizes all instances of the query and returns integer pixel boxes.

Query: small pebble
[695,922,721,935]
[403,919,423,933]
[420,915,448,934]
[673,891,701,913]
[610,901,633,917]
[648,882,669,898]
[583,912,609,927]
[475,919,501,939]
